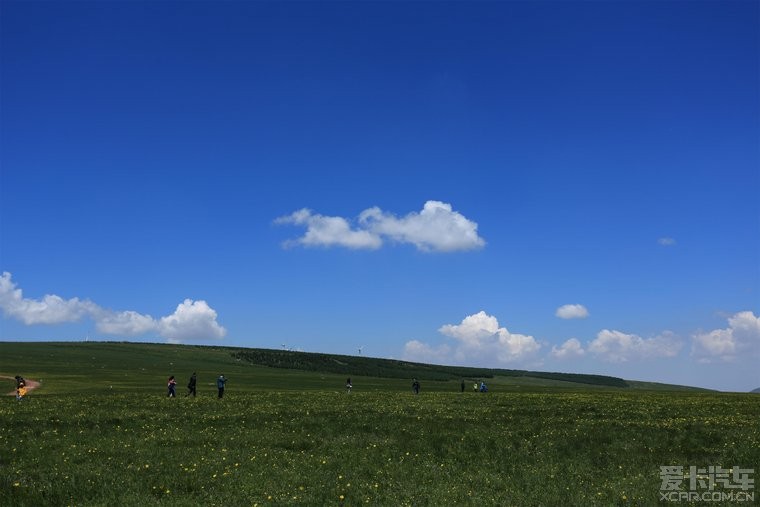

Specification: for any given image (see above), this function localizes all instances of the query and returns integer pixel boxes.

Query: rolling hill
[0,341,709,394]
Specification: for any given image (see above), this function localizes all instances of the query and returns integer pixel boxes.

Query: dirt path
[1,375,41,396]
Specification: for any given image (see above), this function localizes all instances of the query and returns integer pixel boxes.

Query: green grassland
[1,342,757,506]
[0,341,703,395]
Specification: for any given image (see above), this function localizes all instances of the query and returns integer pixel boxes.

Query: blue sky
[1,1,758,391]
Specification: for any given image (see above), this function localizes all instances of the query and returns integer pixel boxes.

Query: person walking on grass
[167,376,177,397]
[217,374,227,398]
[15,376,26,401]
[186,372,197,397]
[346,378,352,394]
[461,379,465,393]
[412,378,420,395]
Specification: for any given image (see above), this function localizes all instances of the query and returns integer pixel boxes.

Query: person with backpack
[15,376,26,401]
[186,372,197,397]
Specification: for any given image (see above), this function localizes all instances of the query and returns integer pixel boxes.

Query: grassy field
[0,341,705,395]
[1,342,758,506]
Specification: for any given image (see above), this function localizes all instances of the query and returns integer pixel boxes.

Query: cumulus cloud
[404,311,540,366]
[158,299,226,342]
[588,329,682,362]
[0,272,98,324]
[550,338,585,359]
[0,271,226,343]
[439,311,541,363]
[692,311,760,362]
[95,309,158,336]
[276,201,485,252]
[359,201,485,252]
[555,304,589,319]
[274,209,382,250]
[658,237,676,246]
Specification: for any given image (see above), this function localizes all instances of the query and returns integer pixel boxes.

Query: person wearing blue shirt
[217,374,227,399]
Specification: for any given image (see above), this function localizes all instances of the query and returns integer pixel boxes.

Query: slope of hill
[0,341,708,394]
[231,348,629,386]
[751,387,760,393]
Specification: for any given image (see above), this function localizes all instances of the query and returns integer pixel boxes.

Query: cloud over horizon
[550,338,585,359]
[588,329,682,362]
[276,201,485,252]
[404,311,540,365]
[0,272,226,343]
[691,311,760,362]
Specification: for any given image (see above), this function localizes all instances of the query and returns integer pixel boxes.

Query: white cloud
[658,237,676,246]
[0,272,97,324]
[275,209,382,250]
[588,329,682,362]
[158,299,227,342]
[359,200,485,252]
[439,311,541,363]
[555,304,589,319]
[95,309,158,336]
[276,201,485,252]
[550,338,585,359]
[404,311,541,365]
[692,311,760,362]
[438,310,503,344]
[0,271,226,343]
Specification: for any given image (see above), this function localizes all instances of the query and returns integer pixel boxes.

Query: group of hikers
[411,379,489,394]
[345,377,487,395]
[167,373,227,398]
[411,378,489,394]
[13,373,488,400]
[417,378,488,394]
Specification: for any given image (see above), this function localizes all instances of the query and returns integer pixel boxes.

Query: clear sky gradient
[1,1,758,391]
